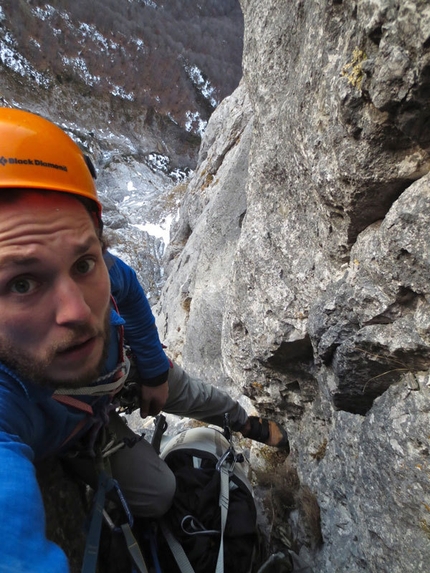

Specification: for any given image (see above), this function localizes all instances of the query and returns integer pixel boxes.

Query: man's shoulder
[0,366,48,435]
[0,364,52,403]
[0,366,27,398]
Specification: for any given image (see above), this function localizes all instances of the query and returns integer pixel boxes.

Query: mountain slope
[0,0,243,153]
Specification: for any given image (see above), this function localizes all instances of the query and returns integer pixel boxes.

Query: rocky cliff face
[156,1,430,570]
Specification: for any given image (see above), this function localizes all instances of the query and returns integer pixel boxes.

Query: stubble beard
[0,309,111,390]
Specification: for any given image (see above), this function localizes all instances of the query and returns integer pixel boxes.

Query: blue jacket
[0,253,170,572]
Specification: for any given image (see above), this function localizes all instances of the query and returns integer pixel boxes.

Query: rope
[54,357,130,396]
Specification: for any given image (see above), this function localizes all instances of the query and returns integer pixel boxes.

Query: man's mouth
[56,336,97,357]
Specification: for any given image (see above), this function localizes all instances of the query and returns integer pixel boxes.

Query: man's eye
[75,258,96,275]
[10,278,38,294]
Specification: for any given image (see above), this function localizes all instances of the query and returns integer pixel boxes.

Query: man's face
[0,191,111,389]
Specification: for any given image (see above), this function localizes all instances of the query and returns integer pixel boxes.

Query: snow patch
[131,38,145,51]
[79,23,111,51]
[185,111,207,137]
[62,56,101,86]
[184,63,218,108]
[140,0,158,8]
[147,153,170,172]
[146,153,189,182]
[132,214,173,246]
[0,38,50,87]
[111,85,135,101]
[32,5,56,21]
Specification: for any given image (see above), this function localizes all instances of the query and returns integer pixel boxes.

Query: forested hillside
[0,0,243,133]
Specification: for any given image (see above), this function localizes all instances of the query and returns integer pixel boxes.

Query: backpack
[157,424,258,573]
[80,416,258,573]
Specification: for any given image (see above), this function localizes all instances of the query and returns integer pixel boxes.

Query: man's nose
[55,278,92,325]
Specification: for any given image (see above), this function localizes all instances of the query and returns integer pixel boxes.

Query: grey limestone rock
[156,0,430,570]
[156,82,253,390]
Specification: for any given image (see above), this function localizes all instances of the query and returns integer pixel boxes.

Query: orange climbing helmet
[0,107,102,219]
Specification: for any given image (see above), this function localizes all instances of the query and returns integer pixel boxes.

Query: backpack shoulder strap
[215,462,231,573]
[159,518,196,573]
